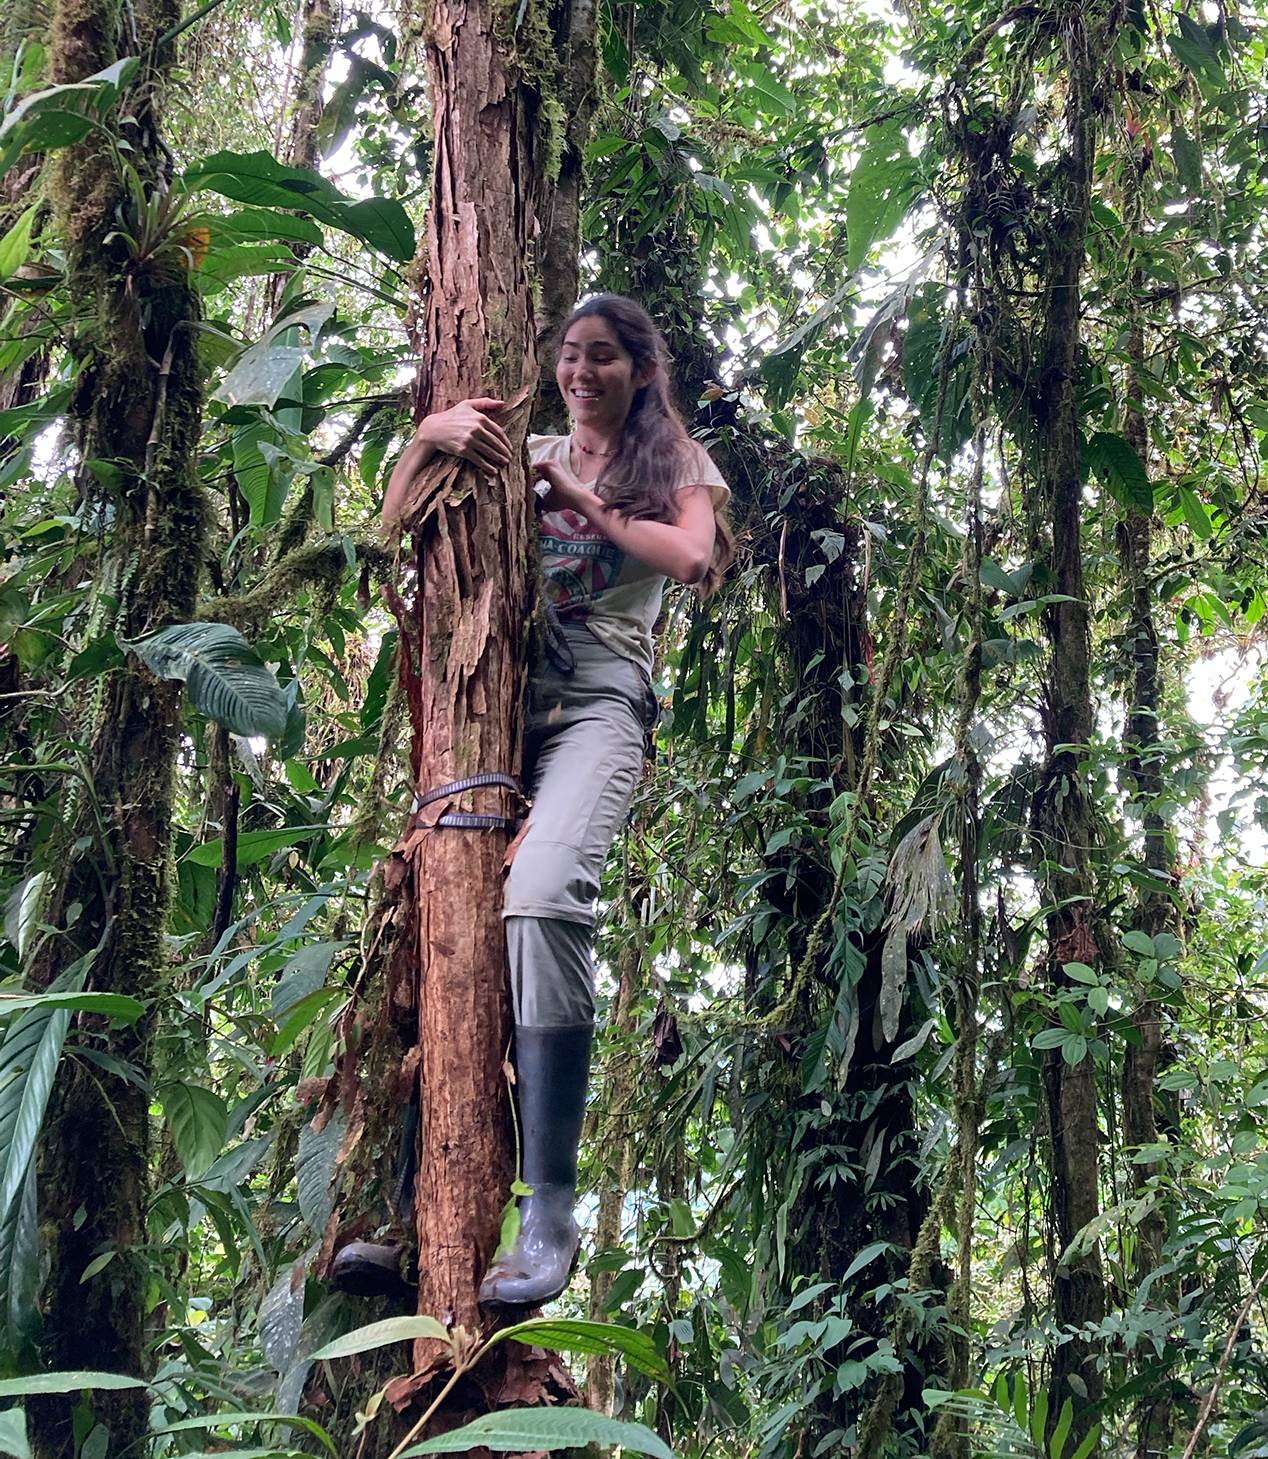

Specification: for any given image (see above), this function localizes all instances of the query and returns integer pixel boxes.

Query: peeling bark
[319,0,565,1441]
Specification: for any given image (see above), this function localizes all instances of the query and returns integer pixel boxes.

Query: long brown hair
[563,294,733,595]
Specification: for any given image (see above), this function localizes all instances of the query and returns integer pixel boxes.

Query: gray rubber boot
[479,1023,592,1308]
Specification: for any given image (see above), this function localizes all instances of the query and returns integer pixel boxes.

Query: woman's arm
[382,398,513,526]
[535,462,716,584]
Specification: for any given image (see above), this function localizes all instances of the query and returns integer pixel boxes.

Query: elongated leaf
[0,1372,146,1397]
[493,1318,671,1385]
[148,1450,301,1459]
[846,121,922,271]
[0,207,36,284]
[3,874,47,962]
[154,1412,336,1457]
[296,1110,345,1234]
[0,991,143,1020]
[0,1408,28,1459]
[162,1083,229,1180]
[259,1265,305,1372]
[841,1239,892,1284]
[400,1407,675,1458]
[0,1161,39,1369]
[0,1001,71,1225]
[213,207,324,249]
[187,824,325,870]
[128,622,287,737]
[213,344,306,408]
[341,197,415,263]
[1085,431,1152,513]
[309,1314,449,1361]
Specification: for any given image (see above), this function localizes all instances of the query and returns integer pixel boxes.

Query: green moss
[203,537,355,634]
[492,0,566,181]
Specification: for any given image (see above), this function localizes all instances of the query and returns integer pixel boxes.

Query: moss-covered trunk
[26,0,205,1453]
[1118,136,1175,1458]
[531,0,597,433]
[1026,9,1106,1426]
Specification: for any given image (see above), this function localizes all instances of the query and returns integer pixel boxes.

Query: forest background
[2,0,1268,1456]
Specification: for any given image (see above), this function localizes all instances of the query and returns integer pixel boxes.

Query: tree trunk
[318,0,564,1444]
[401,0,550,1350]
[286,0,335,172]
[27,0,206,1450]
[531,0,598,433]
[1026,10,1106,1426]
[1119,135,1174,1459]
[585,924,642,1414]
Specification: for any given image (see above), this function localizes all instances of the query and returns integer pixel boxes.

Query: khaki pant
[503,625,654,1027]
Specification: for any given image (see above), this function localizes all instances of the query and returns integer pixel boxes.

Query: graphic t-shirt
[529,434,730,673]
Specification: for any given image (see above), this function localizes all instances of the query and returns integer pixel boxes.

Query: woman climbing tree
[337,293,732,1306]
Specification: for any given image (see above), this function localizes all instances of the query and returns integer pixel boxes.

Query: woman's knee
[503,837,597,920]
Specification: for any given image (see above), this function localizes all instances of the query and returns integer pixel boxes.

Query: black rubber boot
[330,1095,418,1300]
[479,1023,592,1308]
[329,1240,415,1300]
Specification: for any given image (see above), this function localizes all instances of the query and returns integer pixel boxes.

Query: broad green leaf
[341,197,415,263]
[0,58,138,180]
[213,207,324,249]
[846,121,922,271]
[127,622,287,737]
[230,422,273,525]
[309,1314,449,1361]
[734,59,797,117]
[494,1317,671,1385]
[1032,1028,1068,1051]
[1061,1034,1089,1066]
[0,1372,147,1397]
[0,1406,29,1459]
[400,1407,675,1458]
[1171,124,1201,193]
[162,1083,229,1180]
[1168,16,1224,85]
[1122,930,1155,957]
[183,150,414,260]
[214,344,306,408]
[1085,431,1152,514]
[1062,962,1098,984]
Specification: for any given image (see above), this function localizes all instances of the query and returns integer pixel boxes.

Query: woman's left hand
[533,461,588,514]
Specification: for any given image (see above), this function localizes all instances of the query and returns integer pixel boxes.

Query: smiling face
[556,314,655,435]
